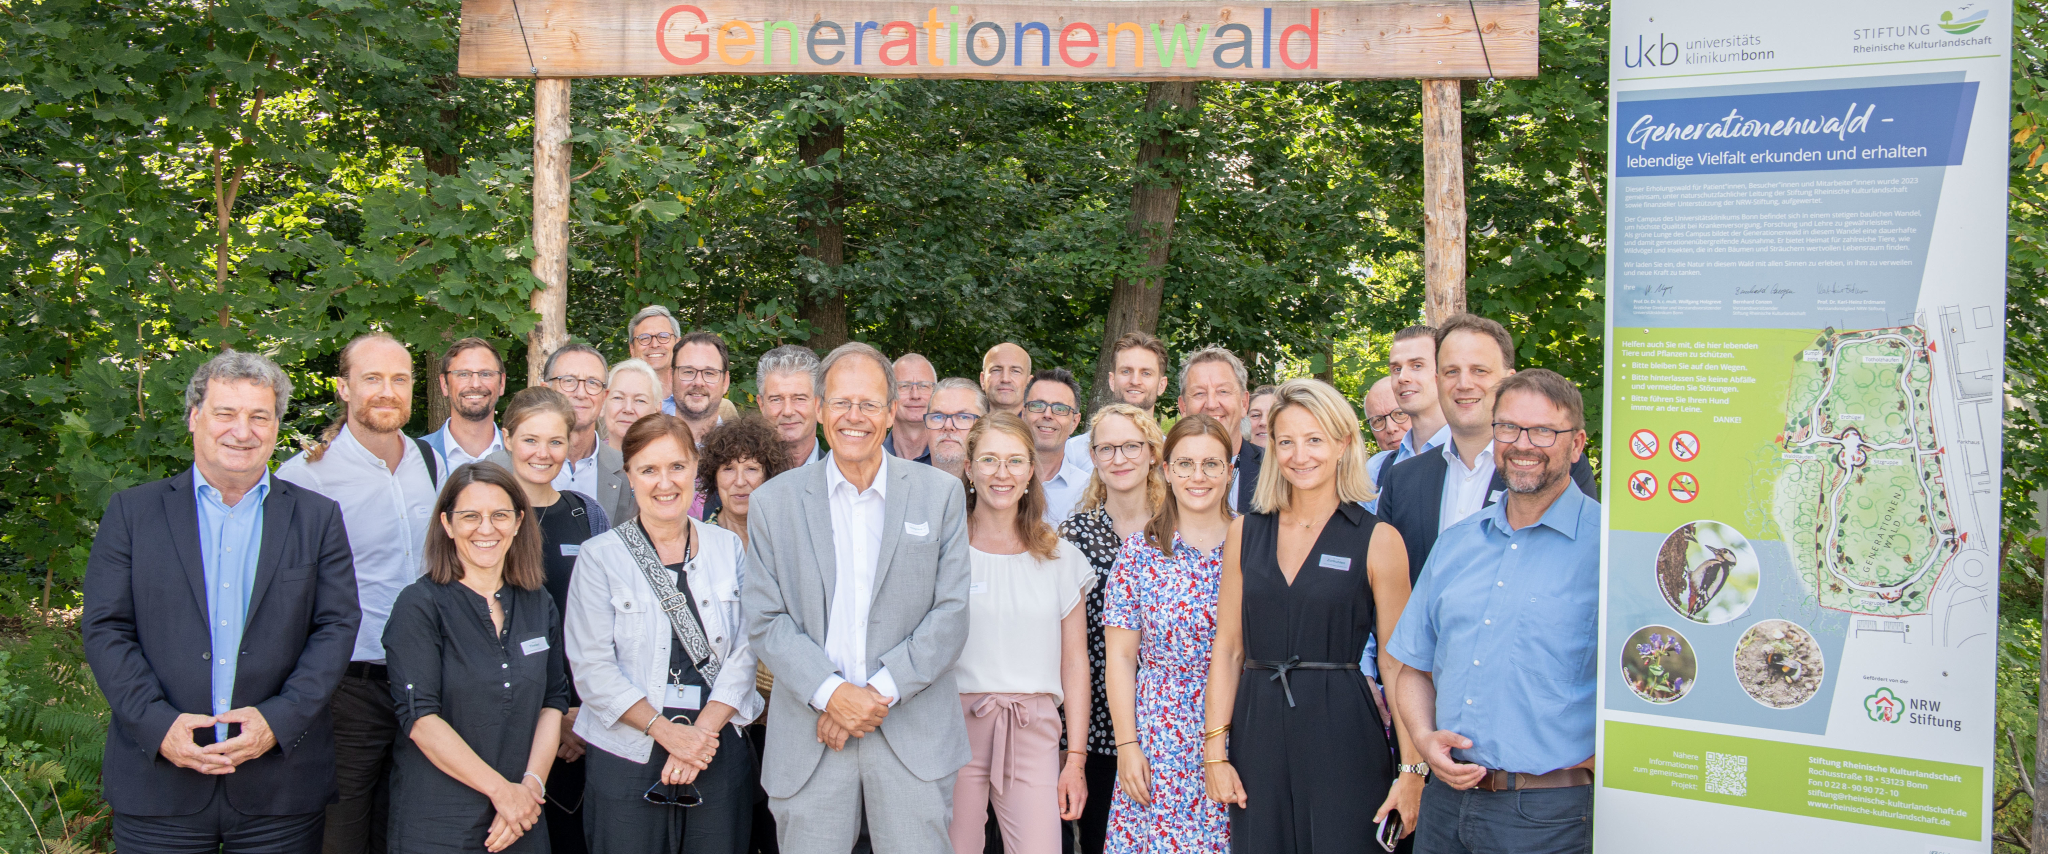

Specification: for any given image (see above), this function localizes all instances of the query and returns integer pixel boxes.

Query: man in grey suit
[743,341,972,854]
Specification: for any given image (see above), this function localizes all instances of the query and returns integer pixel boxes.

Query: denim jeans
[1412,776,1591,854]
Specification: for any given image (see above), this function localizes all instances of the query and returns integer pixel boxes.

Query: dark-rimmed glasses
[1492,422,1579,448]
[548,375,607,394]
[1023,400,1079,418]
[926,412,981,430]
[642,781,702,807]
[1366,410,1411,432]
[1092,441,1147,462]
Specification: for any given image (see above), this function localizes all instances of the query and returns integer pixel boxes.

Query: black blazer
[1377,440,1596,582]
[83,469,359,817]
[1233,439,1265,512]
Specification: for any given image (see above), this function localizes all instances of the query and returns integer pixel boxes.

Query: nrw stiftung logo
[1939,6,1988,35]
[1865,687,1903,723]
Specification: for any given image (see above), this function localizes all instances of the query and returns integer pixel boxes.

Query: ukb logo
[1623,33,1680,68]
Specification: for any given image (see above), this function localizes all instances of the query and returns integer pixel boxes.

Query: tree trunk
[2035,489,2048,852]
[528,78,572,385]
[1420,79,1467,325]
[425,83,460,429]
[797,121,849,352]
[1091,82,1201,410]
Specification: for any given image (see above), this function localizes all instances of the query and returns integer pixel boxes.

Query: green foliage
[0,629,112,853]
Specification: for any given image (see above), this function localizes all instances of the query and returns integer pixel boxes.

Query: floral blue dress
[1101,531,1229,854]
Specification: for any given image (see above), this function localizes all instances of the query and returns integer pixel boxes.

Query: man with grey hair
[1177,345,1263,512]
[883,352,937,462]
[925,378,986,476]
[759,343,825,469]
[745,341,972,854]
[86,349,360,853]
[627,304,681,399]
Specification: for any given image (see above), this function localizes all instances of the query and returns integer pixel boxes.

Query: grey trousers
[767,731,957,854]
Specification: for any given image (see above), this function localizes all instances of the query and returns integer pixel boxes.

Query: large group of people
[83,308,1601,854]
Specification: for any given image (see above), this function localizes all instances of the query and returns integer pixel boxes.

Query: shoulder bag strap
[616,520,721,687]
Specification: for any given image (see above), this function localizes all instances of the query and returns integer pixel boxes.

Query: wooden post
[1420,79,1466,325]
[528,78,572,385]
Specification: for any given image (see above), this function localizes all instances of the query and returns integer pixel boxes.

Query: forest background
[0,0,2043,849]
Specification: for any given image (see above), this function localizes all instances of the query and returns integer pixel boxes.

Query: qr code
[1705,751,1748,796]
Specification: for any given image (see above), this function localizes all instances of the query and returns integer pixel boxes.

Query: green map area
[1771,326,1960,616]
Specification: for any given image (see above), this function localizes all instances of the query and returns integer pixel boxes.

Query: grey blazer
[742,455,972,796]
[482,444,634,523]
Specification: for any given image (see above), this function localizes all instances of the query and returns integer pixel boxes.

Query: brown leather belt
[1474,767,1593,792]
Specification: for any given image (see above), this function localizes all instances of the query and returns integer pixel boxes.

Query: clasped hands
[159,708,276,775]
[816,682,892,751]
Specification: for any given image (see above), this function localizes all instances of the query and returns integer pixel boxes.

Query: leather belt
[1243,656,1359,708]
[346,662,389,682]
[1474,767,1594,792]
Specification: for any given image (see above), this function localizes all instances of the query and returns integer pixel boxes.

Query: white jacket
[566,519,763,763]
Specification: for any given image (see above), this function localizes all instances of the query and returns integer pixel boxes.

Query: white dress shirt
[809,453,901,710]
[426,421,503,470]
[275,424,441,662]
[1438,436,1497,532]
[553,434,601,498]
[1038,452,1091,526]
[1064,432,1095,473]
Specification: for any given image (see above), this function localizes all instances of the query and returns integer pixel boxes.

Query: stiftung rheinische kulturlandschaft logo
[1865,687,1903,723]
[1939,6,1988,35]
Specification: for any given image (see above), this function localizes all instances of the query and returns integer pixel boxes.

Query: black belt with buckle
[346,662,389,682]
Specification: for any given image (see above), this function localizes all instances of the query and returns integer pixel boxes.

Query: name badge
[520,636,550,656]
[560,544,580,557]
[906,521,930,537]
[664,684,703,711]
[969,582,988,595]
[1318,554,1353,571]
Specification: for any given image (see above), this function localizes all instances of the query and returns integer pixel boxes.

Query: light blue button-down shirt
[195,467,270,742]
[1387,483,1600,775]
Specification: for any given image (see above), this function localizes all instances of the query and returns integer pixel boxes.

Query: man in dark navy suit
[1177,345,1264,513]
[1378,316,1595,582]
[85,350,359,853]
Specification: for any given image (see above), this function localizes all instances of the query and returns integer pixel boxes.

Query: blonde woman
[951,413,1095,854]
[1056,404,1167,853]
[1202,379,1421,851]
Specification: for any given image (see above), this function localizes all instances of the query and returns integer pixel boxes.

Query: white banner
[1597,1,2011,851]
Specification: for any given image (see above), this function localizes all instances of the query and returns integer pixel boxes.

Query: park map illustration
[1771,326,1962,617]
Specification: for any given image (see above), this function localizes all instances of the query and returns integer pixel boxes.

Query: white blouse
[955,538,1096,700]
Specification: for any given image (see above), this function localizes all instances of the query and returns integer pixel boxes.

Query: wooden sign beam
[459,0,1535,80]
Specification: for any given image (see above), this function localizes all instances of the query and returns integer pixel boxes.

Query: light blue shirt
[195,467,271,742]
[1364,423,1450,514]
[1388,484,1600,775]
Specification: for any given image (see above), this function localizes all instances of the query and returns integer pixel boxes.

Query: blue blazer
[83,469,359,817]
[1377,445,1596,583]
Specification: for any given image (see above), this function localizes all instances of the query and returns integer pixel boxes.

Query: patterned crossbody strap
[618,520,722,688]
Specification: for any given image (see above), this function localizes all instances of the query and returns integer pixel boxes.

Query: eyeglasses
[1367,410,1410,432]
[1091,441,1147,462]
[827,398,887,417]
[1023,400,1079,418]
[672,366,725,384]
[926,412,981,430]
[1169,458,1229,479]
[548,375,607,394]
[973,455,1032,476]
[897,381,935,395]
[449,510,519,528]
[642,781,702,808]
[443,369,503,384]
[633,331,678,347]
[1492,422,1579,448]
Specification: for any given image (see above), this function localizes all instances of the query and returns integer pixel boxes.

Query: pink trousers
[950,692,1062,854]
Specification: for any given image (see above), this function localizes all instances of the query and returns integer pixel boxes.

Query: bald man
[979,342,1032,416]
[884,352,938,461]
[1364,376,1412,515]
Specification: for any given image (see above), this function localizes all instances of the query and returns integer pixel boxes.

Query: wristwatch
[1398,763,1431,778]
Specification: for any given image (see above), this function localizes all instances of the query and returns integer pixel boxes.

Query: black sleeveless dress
[1228,503,1393,853]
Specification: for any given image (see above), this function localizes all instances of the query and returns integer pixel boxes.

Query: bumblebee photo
[1621,625,1699,705]
[1655,520,1762,625]
[1734,619,1825,709]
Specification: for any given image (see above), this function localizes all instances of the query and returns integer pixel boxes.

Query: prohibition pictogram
[1669,472,1699,503]
[1628,470,1659,501]
[1629,429,1660,460]
[1671,431,1700,462]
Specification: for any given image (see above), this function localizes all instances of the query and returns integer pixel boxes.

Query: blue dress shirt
[1387,483,1600,775]
[195,467,270,741]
